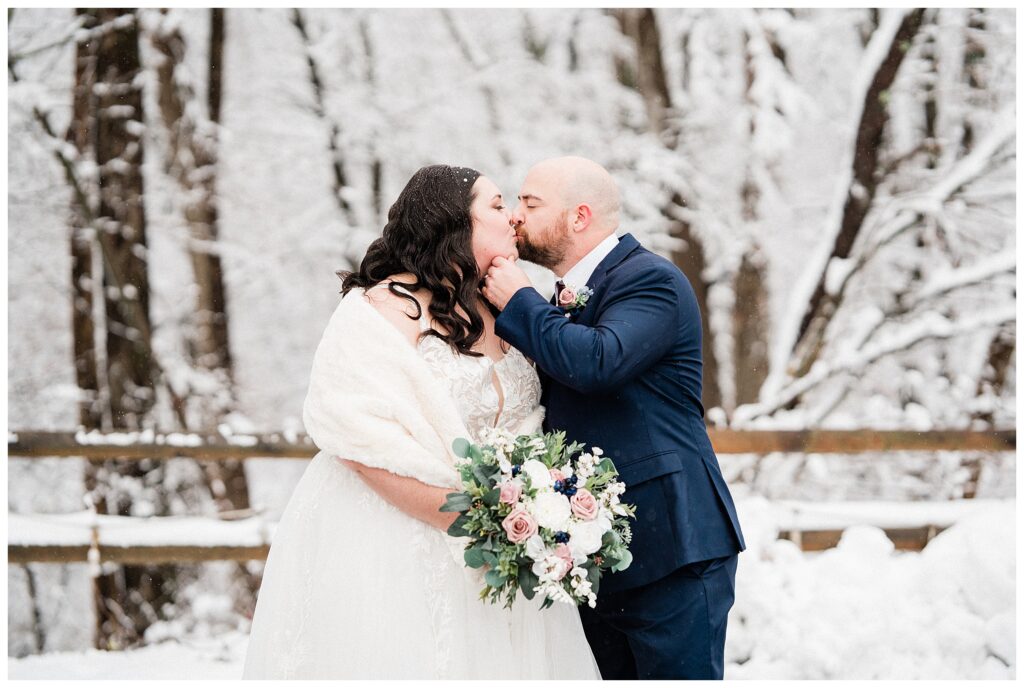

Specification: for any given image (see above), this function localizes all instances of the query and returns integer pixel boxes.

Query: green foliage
[609,548,633,573]
[452,437,470,458]
[484,567,507,589]
[464,546,486,569]
[440,492,472,513]
[446,512,471,537]
[585,563,601,595]
[518,566,539,600]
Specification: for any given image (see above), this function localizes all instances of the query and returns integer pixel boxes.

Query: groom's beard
[515,214,571,270]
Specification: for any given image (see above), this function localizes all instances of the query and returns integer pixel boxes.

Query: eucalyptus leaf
[464,547,486,569]
[484,568,506,588]
[482,487,501,507]
[587,564,601,595]
[440,493,472,513]
[452,437,471,458]
[609,548,633,572]
[446,513,471,537]
[472,463,492,486]
[518,567,538,600]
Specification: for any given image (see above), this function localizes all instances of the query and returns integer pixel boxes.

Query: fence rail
[8,429,1015,564]
[8,544,271,565]
[14,497,1003,563]
[3,528,944,563]
[8,428,1016,460]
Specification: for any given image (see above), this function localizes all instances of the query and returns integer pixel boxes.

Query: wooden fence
[8,428,1016,563]
[8,428,1015,459]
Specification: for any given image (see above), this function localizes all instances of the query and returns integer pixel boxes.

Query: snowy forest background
[7,7,1016,679]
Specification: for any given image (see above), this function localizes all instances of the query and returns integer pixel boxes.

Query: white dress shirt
[558,233,620,288]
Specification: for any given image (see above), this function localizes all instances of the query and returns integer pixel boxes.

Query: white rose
[531,491,572,531]
[497,455,512,475]
[525,534,549,562]
[568,519,607,555]
[532,555,571,584]
[522,459,553,489]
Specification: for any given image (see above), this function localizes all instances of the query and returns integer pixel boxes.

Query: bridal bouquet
[441,427,635,609]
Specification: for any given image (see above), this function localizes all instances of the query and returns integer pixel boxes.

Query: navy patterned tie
[554,280,565,306]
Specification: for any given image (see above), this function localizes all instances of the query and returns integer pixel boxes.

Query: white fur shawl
[302,288,543,488]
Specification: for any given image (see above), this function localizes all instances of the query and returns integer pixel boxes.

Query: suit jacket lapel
[585,233,641,292]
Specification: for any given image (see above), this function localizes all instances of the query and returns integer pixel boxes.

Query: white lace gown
[241,287,601,679]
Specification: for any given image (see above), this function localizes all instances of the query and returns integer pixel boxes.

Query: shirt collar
[560,233,620,288]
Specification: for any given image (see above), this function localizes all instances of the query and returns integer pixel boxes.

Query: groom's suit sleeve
[495,267,679,394]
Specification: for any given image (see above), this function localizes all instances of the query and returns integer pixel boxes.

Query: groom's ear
[571,204,593,233]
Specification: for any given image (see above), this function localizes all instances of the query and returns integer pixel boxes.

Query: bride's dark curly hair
[339,164,489,357]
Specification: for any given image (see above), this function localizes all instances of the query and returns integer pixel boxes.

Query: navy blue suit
[495,234,745,679]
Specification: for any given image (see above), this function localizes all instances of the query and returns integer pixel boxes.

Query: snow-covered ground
[8,499,1014,680]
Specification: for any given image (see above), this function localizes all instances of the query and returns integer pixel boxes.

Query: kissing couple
[242,157,746,680]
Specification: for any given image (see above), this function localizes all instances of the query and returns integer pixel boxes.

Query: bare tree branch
[290,8,358,229]
[8,12,131,66]
[787,9,926,379]
[735,305,1015,424]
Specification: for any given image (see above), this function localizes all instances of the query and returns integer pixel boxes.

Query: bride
[241,165,601,679]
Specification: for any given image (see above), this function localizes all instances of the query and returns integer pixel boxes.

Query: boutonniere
[557,284,593,316]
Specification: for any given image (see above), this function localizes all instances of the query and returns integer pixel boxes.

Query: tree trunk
[290,9,358,230]
[789,9,926,380]
[960,9,986,153]
[973,325,1015,425]
[733,250,771,406]
[359,15,385,229]
[94,9,155,429]
[731,24,773,410]
[611,8,722,412]
[74,9,177,650]
[611,8,676,147]
[667,198,722,413]
[67,8,103,430]
[150,9,249,515]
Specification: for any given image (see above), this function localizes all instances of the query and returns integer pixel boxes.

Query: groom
[482,157,745,680]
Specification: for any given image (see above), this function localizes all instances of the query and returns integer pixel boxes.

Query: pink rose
[554,543,574,568]
[549,468,566,482]
[502,506,538,544]
[558,287,576,306]
[499,480,522,505]
[570,488,599,521]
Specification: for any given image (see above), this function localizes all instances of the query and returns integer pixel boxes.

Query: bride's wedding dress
[241,285,601,679]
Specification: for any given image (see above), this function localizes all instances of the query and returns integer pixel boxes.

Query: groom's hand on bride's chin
[482,255,532,310]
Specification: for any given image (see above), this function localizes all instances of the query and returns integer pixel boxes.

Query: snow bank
[727,499,1015,679]
[8,500,1014,679]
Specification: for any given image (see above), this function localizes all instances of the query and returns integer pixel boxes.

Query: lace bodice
[367,283,541,443]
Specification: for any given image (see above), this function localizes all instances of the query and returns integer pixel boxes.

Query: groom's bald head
[529,156,620,234]
[512,156,621,275]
